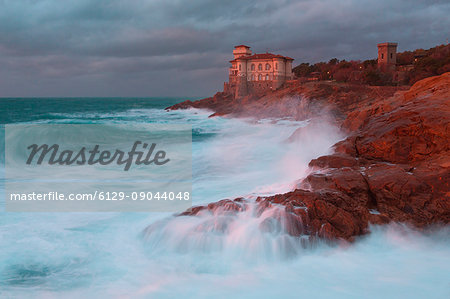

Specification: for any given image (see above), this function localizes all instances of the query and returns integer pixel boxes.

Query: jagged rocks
[177,72,450,241]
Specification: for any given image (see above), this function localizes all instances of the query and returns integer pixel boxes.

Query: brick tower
[377,42,397,72]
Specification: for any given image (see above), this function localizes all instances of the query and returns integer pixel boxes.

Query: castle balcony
[229,68,238,76]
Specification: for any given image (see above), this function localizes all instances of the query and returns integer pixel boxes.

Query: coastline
[168,73,450,241]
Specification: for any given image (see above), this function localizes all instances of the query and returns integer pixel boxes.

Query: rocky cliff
[167,80,406,121]
[171,73,450,241]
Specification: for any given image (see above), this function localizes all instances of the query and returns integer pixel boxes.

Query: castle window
[258,74,262,81]
[265,63,270,70]
[251,74,255,81]
[239,64,241,71]
[258,64,262,71]
[390,53,393,59]
[381,53,384,59]
[265,74,269,80]
[251,64,255,71]
[275,63,278,70]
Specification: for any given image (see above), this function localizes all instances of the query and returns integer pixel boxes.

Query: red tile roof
[231,53,293,62]
[234,45,250,48]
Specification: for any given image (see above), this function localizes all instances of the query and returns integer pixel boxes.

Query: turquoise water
[0,98,183,124]
[0,98,449,298]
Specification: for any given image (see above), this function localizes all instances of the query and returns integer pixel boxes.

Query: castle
[223,43,406,96]
[377,42,415,82]
[377,42,397,72]
[224,45,294,98]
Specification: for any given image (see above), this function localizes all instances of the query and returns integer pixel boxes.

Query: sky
[0,0,449,97]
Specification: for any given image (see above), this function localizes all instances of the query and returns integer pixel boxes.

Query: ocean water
[0,98,449,298]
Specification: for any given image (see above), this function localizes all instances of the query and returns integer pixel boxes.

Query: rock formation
[171,73,450,241]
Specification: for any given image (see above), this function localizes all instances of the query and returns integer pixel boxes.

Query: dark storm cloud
[0,0,449,97]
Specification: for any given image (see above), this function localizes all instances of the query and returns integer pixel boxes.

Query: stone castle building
[377,42,413,82]
[224,45,294,98]
[377,42,398,72]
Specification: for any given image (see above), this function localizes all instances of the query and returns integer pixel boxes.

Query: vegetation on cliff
[292,44,450,86]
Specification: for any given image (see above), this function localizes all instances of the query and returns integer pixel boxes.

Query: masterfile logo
[26,141,170,171]
[5,124,192,212]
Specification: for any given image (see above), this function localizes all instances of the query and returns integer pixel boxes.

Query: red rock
[167,80,406,121]
[176,72,450,241]
[308,153,359,169]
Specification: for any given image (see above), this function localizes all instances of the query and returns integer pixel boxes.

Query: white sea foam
[1,107,449,298]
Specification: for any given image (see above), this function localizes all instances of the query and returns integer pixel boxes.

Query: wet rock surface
[176,73,450,241]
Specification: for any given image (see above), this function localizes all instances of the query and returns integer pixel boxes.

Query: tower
[377,42,397,72]
[233,45,252,59]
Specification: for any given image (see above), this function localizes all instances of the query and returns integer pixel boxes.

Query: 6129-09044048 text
[9,191,191,201]
[6,124,192,212]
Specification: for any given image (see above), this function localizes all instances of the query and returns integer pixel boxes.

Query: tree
[328,58,339,65]
[293,63,313,77]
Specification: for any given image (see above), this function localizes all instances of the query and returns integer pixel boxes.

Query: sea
[0,98,449,298]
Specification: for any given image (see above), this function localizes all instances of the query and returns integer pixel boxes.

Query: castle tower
[377,42,397,72]
[235,59,248,97]
[235,74,248,98]
[272,57,285,90]
[233,45,252,59]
